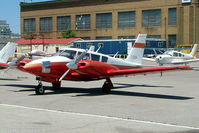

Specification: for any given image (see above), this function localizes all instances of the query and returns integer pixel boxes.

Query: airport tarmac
[0,62,199,133]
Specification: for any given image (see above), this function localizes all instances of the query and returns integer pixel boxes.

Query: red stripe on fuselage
[133,43,145,48]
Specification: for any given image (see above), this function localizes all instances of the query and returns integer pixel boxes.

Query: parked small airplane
[17,34,192,95]
[143,44,199,65]
[0,42,17,70]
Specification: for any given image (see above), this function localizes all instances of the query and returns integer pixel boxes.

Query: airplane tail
[0,42,17,63]
[189,44,199,58]
[125,34,147,64]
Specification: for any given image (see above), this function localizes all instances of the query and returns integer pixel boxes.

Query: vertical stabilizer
[125,34,147,64]
[0,42,17,63]
[190,44,199,58]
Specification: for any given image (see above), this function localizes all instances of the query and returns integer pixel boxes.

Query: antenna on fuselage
[96,46,101,53]
[113,51,119,58]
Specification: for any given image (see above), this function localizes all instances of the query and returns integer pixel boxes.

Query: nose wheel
[35,77,45,95]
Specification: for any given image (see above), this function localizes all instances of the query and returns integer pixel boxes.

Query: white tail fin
[125,34,147,64]
[189,44,199,58]
[0,42,17,63]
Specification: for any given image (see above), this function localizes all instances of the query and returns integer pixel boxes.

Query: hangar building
[20,0,199,48]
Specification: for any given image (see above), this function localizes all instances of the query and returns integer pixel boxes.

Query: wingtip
[177,66,193,70]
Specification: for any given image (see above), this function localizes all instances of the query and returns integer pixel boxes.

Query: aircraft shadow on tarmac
[0,78,20,81]
[2,83,193,100]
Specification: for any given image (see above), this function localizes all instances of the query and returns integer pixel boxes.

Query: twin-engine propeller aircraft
[0,42,17,70]
[144,44,199,65]
[17,34,192,95]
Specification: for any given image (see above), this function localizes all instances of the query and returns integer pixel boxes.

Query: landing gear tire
[102,83,111,93]
[102,78,113,93]
[35,83,45,95]
[52,83,61,90]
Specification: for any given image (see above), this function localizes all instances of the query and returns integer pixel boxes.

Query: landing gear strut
[102,78,113,93]
[52,83,61,90]
[35,77,45,95]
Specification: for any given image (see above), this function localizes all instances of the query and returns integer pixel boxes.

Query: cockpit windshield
[164,51,172,56]
[55,50,77,59]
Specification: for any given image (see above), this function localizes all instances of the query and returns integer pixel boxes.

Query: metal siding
[74,39,166,55]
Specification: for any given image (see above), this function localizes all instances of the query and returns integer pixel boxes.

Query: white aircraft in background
[144,44,199,65]
[0,42,17,70]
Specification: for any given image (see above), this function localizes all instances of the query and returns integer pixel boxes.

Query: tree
[61,29,76,38]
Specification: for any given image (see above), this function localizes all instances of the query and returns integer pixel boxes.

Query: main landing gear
[35,77,45,95]
[102,78,113,93]
[52,83,61,90]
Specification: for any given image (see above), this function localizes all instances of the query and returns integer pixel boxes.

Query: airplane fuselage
[155,51,195,64]
[21,48,142,83]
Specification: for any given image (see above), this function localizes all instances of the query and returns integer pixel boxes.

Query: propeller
[1,54,28,75]
[8,53,28,67]
[59,50,88,82]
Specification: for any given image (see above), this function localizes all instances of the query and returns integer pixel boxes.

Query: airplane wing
[76,61,192,78]
[142,57,156,62]
[0,62,9,70]
[107,66,192,76]
[171,59,199,64]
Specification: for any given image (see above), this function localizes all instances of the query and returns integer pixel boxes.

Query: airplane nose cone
[23,63,42,74]
[156,56,162,62]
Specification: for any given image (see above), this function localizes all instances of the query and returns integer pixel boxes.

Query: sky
[0,0,50,34]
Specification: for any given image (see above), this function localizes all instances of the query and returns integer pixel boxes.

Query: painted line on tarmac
[1,103,199,130]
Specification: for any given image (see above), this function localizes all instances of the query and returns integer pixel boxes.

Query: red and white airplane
[17,34,192,95]
[0,42,17,70]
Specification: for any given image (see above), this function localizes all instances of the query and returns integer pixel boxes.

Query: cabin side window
[59,50,77,59]
[173,52,178,57]
[102,56,108,62]
[91,54,100,61]
[77,52,90,60]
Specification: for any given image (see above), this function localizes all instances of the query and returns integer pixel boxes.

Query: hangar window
[118,11,136,28]
[96,36,112,40]
[168,8,177,26]
[76,14,90,30]
[118,36,135,39]
[168,34,177,48]
[57,16,71,31]
[142,9,161,27]
[24,18,36,33]
[96,13,112,29]
[40,17,52,32]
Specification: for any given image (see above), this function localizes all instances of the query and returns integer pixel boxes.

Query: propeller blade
[16,54,28,63]
[0,67,10,75]
[75,50,88,64]
[59,69,70,82]
[8,54,28,67]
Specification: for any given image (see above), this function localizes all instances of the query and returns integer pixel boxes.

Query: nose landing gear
[35,76,45,95]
